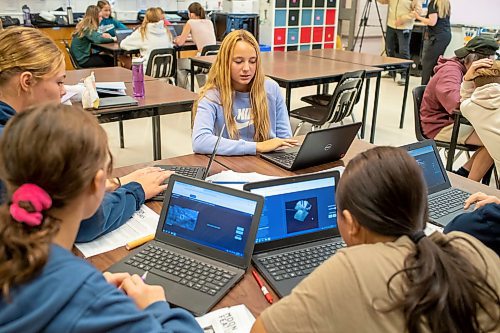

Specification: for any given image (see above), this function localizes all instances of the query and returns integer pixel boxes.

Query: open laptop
[97,95,138,109]
[151,124,226,201]
[167,24,184,38]
[115,29,134,43]
[108,175,264,315]
[243,171,344,297]
[401,140,471,227]
[260,122,361,171]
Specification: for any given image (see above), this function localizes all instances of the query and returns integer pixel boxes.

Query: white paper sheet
[196,304,255,333]
[424,222,444,235]
[95,82,127,90]
[206,170,279,190]
[75,205,159,258]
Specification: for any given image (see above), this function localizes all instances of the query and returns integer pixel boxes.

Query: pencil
[126,234,154,250]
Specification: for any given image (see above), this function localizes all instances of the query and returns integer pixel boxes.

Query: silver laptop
[108,175,264,315]
[260,122,361,171]
[401,140,471,227]
[243,171,345,297]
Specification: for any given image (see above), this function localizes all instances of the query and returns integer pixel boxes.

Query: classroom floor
[103,38,474,181]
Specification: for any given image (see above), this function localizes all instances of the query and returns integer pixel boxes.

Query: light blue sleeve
[271,81,293,138]
[192,96,257,156]
[113,18,127,30]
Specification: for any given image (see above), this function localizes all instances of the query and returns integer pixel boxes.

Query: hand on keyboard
[120,167,173,200]
[464,192,500,210]
[120,274,166,310]
[256,138,299,153]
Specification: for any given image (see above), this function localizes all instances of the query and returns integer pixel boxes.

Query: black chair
[145,48,177,84]
[63,40,81,69]
[189,44,221,88]
[291,71,365,136]
[412,85,479,160]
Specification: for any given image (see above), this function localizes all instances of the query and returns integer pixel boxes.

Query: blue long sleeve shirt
[192,79,292,155]
[99,17,127,37]
[0,101,145,243]
[0,244,202,333]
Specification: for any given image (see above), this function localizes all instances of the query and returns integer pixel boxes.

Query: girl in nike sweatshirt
[192,30,295,156]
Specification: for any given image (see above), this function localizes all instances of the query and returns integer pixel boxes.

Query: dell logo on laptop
[324,144,332,151]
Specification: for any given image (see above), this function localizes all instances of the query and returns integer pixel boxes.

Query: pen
[252,270,273,304]
[126,234,154,250]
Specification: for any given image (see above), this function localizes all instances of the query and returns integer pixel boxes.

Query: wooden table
[301,49,414,137]
[93,41,199,66]
[65,67,197,160]
[65,66,156,84]
[85,139,500,318]
[190,53,382,143]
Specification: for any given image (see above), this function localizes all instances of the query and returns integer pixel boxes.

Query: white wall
[1,0,221,18]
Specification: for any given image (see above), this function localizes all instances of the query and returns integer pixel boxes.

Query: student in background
[420,36,498,182]
[192,30,296,156]
[413,0,452,85]
[174,2,216,88]
[460,60,500,173]
[251,146,500,333]
[97,0,127,37]
[444,192,500,256]
[71,5,115,68]
[377,0,422,86]
[0,104,202,332]
[120,7,173,70]
[0,26,171,242]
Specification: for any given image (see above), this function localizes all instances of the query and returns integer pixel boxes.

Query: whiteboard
[449,0,500,27]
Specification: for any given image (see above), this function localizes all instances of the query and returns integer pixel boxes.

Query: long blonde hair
[74,5,100,38]
[193,30,270,141]
[140,7,167,40]
[0,27,64,87]
[434,0,450,19]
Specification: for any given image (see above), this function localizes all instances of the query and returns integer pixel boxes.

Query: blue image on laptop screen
[249,177,337,244]
[162,181,258,257]
[407,144,447,189]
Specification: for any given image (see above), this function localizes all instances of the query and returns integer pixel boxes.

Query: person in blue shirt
[444,192,500,256]
[192,30,297,156]
[0,103,202,333]
[0,27,171,242]
[71,5,116,68]
[98,0,127,37]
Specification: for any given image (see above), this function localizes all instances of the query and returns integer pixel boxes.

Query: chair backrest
[325,71,365,124]
[63,39,81,69]
[145,48,176,80]
[412,85,427,141]
[200,44,220,56]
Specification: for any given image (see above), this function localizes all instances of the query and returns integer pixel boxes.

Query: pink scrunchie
[9,184,52,227]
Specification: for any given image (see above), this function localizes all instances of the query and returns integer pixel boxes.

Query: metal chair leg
[119,120,125,149]
[293,121,304,136]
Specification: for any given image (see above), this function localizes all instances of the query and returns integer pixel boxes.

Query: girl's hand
[463,58,494,81]
[256,138,299,153]
[463,192,500,210]
[121,274,167,310]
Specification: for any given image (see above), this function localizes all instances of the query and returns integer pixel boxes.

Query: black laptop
[260,122,361,171]
[243,171,345,297]
[108,175,264,315]
[401,140,471,227]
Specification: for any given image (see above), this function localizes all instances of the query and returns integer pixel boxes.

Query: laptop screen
[407,143,447,189]
[249,176,337,244]
[161,181,258,257]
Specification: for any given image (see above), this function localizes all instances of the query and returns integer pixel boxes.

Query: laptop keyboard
[269,152,298,167]
[125,245,236,296]
[428,188,469,220]
[152,166,205,200]
[258,241,345,281]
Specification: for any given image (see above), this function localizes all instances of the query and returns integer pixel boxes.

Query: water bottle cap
[132,57,145,64]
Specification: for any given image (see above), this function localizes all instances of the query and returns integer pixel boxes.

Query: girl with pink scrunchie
[0,104,202,332]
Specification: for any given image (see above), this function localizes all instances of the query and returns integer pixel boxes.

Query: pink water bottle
[132,57,145,98]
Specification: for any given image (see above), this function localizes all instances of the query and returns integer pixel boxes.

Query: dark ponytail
[0,104,110,300]
[188,2,206,19]
[337,146,500,333]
